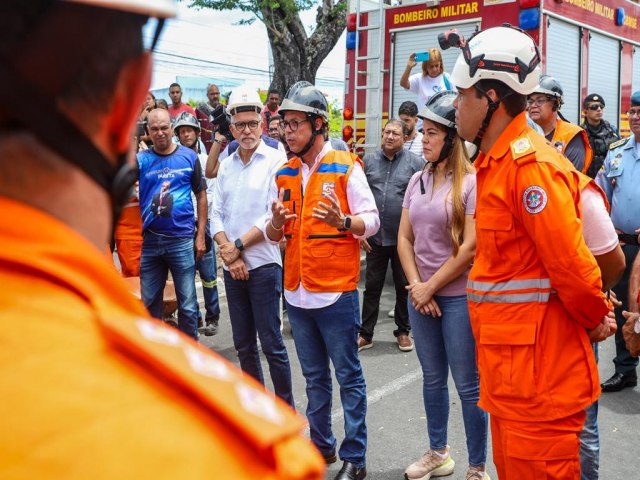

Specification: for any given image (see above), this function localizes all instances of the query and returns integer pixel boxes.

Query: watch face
[344,216,352,229]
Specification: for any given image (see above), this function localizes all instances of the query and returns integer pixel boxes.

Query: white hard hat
[66,0,177,18]
[227,87,264,115]
[450,26,541,95]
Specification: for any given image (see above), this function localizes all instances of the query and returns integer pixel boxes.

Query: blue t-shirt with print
[137,145,205,237]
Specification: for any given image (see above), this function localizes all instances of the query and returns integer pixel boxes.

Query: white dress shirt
[269,142,380,309]
[212,140,286,271]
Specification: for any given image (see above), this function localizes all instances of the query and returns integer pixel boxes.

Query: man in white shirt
[398,101,424,158]
[210,87,294,407]
[266,81,380,480]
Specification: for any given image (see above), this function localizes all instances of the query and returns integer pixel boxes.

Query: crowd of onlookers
[110,41,640,480]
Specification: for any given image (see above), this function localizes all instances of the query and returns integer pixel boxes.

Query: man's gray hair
[384,118,409,137]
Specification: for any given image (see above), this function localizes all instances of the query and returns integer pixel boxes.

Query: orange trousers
[115,238,142,278]
[491,411,586,479]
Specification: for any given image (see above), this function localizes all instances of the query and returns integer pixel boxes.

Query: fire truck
[342,0,640,153]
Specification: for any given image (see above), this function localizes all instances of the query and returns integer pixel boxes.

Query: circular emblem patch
[523,185,548,214]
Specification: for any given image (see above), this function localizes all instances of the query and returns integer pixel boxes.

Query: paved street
[196,264,640,479]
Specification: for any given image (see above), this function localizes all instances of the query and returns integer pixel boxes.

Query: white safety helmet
[227,87,264,115]
[450,25,541,95]
[66,0,176,18]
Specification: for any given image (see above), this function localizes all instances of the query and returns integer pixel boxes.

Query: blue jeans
[223,263,294,407]
[196,246,220,322]
[287,291,367,468]
[580,343,599,480]
[409,294,488,467]
[140,232,199,340]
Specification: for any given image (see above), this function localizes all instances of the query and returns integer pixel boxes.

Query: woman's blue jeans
[409,294,488,467]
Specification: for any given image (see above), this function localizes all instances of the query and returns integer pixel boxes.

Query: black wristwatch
[338,215,352,232]
[234,238,245,251]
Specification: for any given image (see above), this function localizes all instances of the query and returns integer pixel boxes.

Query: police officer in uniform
[582,93,620,178]
[0,1,323,478]
[596,90,640,392]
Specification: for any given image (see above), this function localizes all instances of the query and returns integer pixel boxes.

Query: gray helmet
[173,112,200,135]
[280,81,329,122]
[418,91,457,130]
[533,75,564,105]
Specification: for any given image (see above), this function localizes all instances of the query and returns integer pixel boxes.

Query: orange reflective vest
[468,112,610,422]
[551,118,593,174]
[276,150,361,292]
[0,197,324,479]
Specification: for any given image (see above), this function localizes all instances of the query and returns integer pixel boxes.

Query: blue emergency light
[519,8,540,31]
[346,31,359,50]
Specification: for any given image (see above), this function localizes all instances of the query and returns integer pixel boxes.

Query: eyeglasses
[383,130,402,138]
[282,119,310,132]
[268,127,281,133]
[232,120,261,131]
[587,104,604,111]
[526,98,552,107]
[627,109,640,118]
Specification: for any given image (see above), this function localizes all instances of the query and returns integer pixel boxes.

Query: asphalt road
[196,265,640,480]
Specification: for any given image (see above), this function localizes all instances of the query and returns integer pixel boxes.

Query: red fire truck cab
[342,0,640,153]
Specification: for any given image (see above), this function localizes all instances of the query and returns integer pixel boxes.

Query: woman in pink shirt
[398,91,488,480]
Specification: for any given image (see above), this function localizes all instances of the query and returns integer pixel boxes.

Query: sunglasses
[587,104,604,111]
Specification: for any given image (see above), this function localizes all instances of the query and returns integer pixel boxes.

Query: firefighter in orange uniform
[0,1,323,479]
[528,75,594,174]
[114,185,143,277]
[447,25,612,478]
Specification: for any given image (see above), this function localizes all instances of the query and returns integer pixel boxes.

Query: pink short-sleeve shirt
[402,168,476,296]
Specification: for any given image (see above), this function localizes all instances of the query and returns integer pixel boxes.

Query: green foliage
[328,99,342,138]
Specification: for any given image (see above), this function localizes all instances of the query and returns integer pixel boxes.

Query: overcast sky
[148,3,346,101]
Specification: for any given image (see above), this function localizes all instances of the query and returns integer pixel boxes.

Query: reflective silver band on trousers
[467,278,552,304]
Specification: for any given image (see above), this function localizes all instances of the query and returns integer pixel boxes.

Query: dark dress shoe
[322,449,337,464]
[334,461,366,480]
[601,372,637,392]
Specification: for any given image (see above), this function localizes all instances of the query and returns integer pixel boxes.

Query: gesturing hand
[271,187,297,230]
[312,190,344,229]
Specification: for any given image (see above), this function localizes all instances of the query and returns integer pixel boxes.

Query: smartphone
[414,51,430,62]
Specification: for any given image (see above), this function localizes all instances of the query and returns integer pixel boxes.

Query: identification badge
[322,182,335,197]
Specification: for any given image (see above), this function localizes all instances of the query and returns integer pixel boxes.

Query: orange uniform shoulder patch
[510,135,536,165]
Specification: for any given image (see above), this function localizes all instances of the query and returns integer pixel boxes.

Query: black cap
[583,93,605,108]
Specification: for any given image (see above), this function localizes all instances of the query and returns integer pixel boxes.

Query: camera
[135,120,147,140]
[438,29,465,50]
[198,102,233,141]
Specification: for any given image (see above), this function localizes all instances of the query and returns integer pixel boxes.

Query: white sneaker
[388,309,395,318]
[404,447,455,480]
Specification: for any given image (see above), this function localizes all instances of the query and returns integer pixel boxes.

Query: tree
[186,0,347,95]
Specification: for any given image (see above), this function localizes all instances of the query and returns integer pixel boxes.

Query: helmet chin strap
[0,65,137,235]
[429,129,457,169]
[293,114,320,159]
[468,86,517,161]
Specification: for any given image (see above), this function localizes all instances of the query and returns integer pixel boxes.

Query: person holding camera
[400,48,455,131]
[195,83,221,154]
